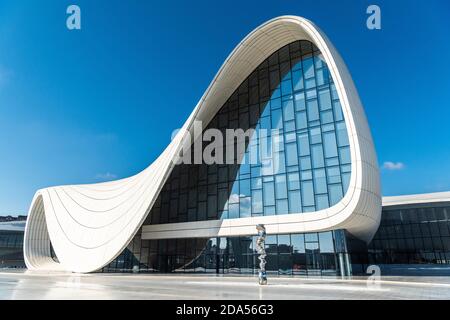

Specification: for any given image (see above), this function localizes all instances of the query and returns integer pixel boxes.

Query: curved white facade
[24,16,381,273]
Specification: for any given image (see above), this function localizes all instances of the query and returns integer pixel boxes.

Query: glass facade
[0,230,25,269]
[105,202,450,275]
[146,40,351,225]
[345,203,450,275]
[102,230,351,276]
[367,204,450,265]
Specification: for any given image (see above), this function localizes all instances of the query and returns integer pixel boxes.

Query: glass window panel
[291,52,302,69]
[315,68,329,86]
[285,120,296,132]
[281,80,292,96]
[341,164,351,173]
[316,194,329,210]
[322,123,334,132]
[305,78,316,89]
[261,159,273,176]
[286,143,299,166]
[297,133,310,156]
[339,146,351,164]
[252,190,263,214]
[283,99,295,121]
[251,177,262,189]
[264,205,276,216]
[314,54,325,68]
[295,111,308,130]
[292,70,304,91]
[332,100,343,121]
[284,132,296,143]
[319,232,335,253]
[275,174,288,199]
[326,157,339,166]
[240,197,251,217]
[198,202,207,220]
[306,87,317,99]
[263,181,275,206]
[292,234,305,253]
[294,93,306,111]
[425,208,436,221]
[271,109,283,129]
[330,83,339,100]
[260,116,270,130]
[307,99,319,120]
[439,222,450,236]
[336,122,349,146]
[300,156,312,170]
[272,132,284,152]
[301,181,315,207]
[305,233,318,242]
[240,156,250,174]
[303,206,315,213]
[309,127,322,144]
[229,182,239,202]
[276,199,289,214]
[301,170,312,180]
[287,172,300,190]
[239,179,251,197]
[329,184,344,206]
[313,169,327,194]
[311,145,325,168]
[278,234,291,245]
[326,166,341,184]
[218,189,229,211]
[273,152,286,174]
[229,203,239,219]
[323,131,338,158]
[289,190,302,213]
[270,70,280,89]
[271,88,281,99]
[436,208,447,220]
[318,88,332,111]
[303,57,315,79]
[321,110,334,124]
[270,98,281,110]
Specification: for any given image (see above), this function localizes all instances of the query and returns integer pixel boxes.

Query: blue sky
[0,0,449,214]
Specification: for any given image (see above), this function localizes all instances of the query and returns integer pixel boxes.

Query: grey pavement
[1,270,450,300]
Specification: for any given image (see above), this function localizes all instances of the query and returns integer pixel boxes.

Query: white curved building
[24,16,381,275]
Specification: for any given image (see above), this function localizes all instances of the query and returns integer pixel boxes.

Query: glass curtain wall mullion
[299,49,314,212]
[312,50,332,211]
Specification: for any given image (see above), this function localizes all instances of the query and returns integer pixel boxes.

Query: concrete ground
[1,270,450,299]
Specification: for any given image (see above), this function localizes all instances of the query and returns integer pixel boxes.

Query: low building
[361,192,450,275]
[0,218,26,269]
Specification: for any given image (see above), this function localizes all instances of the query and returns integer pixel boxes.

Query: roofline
[382,191,450,207]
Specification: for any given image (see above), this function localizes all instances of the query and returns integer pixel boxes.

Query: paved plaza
[1,270,450,300]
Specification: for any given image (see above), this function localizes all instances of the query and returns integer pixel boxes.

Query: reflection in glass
[144,40,351,225]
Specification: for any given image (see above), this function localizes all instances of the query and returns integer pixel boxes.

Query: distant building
[353,192,450,276]
[0,217,26,269]
[0,215,27,223]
